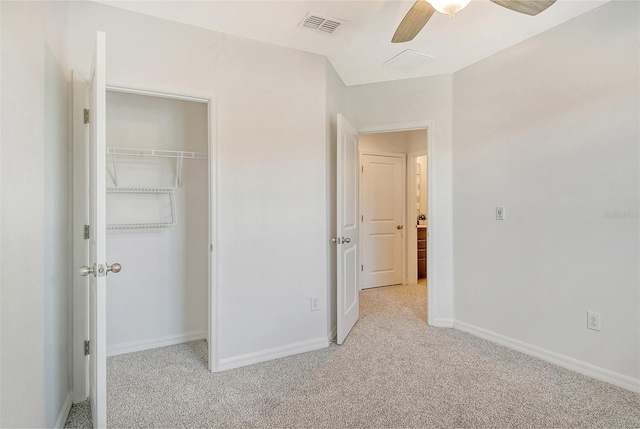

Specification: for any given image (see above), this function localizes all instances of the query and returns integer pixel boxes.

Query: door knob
[79,265,95,277]
[397,225,404,230]
[107,263,122,274]
[343,237,351,243]
[79,263,121,277]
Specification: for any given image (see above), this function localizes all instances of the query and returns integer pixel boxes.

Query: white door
[80,31,111,428]
[360,154,405,289]
[336,114,359,345]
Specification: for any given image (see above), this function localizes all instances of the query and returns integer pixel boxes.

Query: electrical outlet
[310,296,320,311]
[496,206,505,221]
[587,310,601,331]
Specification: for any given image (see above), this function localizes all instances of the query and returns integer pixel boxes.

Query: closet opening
[103,87,214,369]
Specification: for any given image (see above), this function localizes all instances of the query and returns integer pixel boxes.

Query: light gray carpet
[66,284,640,428]
[64,399,92,428]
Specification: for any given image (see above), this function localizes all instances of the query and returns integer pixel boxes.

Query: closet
[105,90,209,358]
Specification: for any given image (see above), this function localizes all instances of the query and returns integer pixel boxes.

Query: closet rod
[107,147,208,160]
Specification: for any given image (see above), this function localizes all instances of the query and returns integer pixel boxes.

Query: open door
[78,31,115,428]
[336,114,359,345]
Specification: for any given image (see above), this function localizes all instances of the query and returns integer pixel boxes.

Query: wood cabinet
[417,227,427,279]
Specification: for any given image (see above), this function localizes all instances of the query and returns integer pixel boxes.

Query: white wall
[359,129,426,154]
[1,1,71,426]
[453,1,639,381]
[325,61,347,338]
[67,1,329,361]
[345,75,454,325]
[105,91,208,353]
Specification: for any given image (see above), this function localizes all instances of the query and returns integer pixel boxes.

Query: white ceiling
[96,0,610,86]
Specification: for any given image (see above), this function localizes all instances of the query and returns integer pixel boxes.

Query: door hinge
[361,215,363,222]
[361,166,364,173]
[361,265,363,272]
[84,109,90,124]
[84,225,90,240]
[84,340,90,356]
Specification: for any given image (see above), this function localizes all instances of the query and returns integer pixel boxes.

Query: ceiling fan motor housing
[428,0,471,17]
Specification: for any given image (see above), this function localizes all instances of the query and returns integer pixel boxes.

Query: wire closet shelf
[106,187,177,231]
[107,147,208,160]
[106,147,208,231]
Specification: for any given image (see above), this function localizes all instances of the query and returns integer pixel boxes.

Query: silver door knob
[397,225,404,230]
[107,263,122,274]
[331,238,337,243]
[79,265,95,277]
[343,237,351,243]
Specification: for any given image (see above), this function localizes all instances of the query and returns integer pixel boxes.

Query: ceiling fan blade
[490,0,557,16]
[392,0,436,43]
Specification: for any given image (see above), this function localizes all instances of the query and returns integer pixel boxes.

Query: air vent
[299,13,344,34]
[383,50,435,73]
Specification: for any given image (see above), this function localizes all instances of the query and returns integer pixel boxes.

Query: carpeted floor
[66,283,640,428]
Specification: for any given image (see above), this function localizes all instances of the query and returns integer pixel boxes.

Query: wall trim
[55,391,73,429]
[219,337,329,372]
[454,320,640,393]
[432,318,454,328]
[107,331,207,357]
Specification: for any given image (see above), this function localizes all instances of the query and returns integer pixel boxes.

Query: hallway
[66,284,639,428]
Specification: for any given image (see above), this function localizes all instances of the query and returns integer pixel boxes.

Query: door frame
[358,150,407,289]
[72,79,220,401]
[407,149,428,286]
[357,121,435,326]
[71,72,91,403]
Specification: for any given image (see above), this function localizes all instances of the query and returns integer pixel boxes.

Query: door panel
[361,154,404,289]
[89,31,107,429]
[370,163,395,221]
[369,234,396,272]
[343,246,358,315]
[336,114,359,345]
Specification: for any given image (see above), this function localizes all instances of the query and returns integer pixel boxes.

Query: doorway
[358,129,428,291]
[415,155,428,285]
[335,115,435,345]
[71,77,219,417]
[103,90,210,359]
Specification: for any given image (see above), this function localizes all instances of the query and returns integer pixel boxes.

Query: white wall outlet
[587,310,601,331]
[496,206,505,220]
[310,296,320,311]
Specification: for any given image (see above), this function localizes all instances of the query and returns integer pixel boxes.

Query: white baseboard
[107,331,207,357]
[454,320,640,393]
[55,391,73,429]
[219,337,329,372]
[431,318,454,328]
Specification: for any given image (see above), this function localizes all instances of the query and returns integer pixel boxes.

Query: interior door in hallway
[360,154,404,289]
[336,114,359,345]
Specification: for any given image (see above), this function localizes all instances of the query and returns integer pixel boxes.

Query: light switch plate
[496,206,505,221]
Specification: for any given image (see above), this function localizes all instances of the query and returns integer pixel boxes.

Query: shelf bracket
[174,153,184,187]
[111,152,119,188]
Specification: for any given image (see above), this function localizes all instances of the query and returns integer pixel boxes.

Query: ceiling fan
[392,0,557,43]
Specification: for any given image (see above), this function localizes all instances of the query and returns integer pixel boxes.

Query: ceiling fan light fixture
[427,0,471,17]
